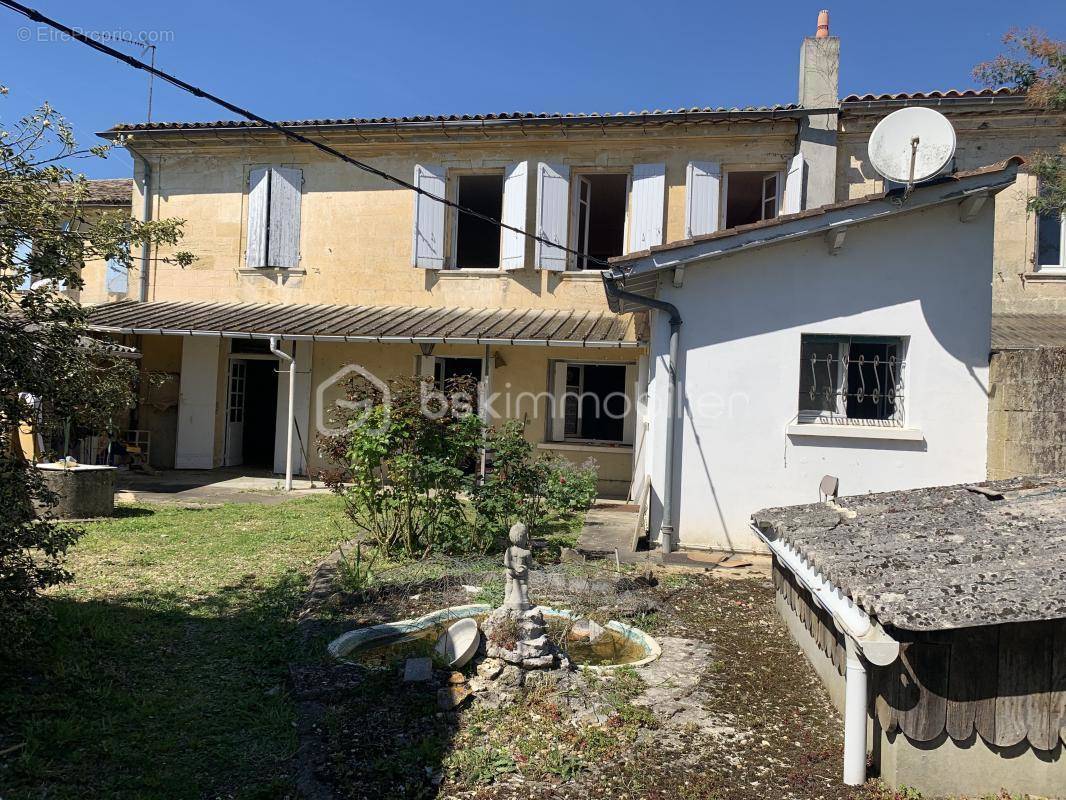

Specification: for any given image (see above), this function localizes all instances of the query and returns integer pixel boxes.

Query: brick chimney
[797,9,840,208]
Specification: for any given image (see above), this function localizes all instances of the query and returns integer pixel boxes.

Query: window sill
[435,268,510,278]
[557,271,605,281]
[538,441,633,454]
[787,423,924,442]
[1023,270,1066,282]
[238,268,307,276]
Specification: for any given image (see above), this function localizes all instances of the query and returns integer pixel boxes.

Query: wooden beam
[672,264,685,288]
[959,193,988,223]
[825,226,847,256]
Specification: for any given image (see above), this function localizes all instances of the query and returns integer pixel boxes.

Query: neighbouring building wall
[75,205,134,307]
[987,348,1066,480]
[649,200,995,552]
[838,106,1066,315]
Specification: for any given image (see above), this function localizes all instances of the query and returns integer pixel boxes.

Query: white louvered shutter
[782,153,806,215]
[628,163,666,252]
[412,164,447,269]
[500,161,528,270]
[268,167,303,268]
[535,162,570,271]
[685,161,721,238]
[246,167,270,267]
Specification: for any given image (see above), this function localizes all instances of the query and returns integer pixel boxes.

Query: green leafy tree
[1,89,193,643]
[975,29,1066,216]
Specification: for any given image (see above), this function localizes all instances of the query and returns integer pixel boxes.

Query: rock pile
[481,607,569,671]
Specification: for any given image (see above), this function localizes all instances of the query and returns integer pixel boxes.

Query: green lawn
[0,495,346,800]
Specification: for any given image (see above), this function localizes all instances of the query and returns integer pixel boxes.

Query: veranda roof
[86,300,639,348]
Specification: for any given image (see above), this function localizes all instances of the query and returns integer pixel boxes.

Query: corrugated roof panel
[85,300,640,347]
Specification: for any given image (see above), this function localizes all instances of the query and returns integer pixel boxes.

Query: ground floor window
[552,362,629,442]
[724,170,782,228]
[798,335,906,424]
[573,173,628,270]
[433,356,484,388]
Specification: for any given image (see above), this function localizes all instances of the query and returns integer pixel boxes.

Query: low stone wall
[37,465,116,519]
[988,348,1066,480]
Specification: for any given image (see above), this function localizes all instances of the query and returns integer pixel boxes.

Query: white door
[224,360,247,467]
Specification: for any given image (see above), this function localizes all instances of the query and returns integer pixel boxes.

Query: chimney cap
[816,9,830,38]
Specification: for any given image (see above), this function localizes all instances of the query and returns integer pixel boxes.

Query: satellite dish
[868,107,956,185]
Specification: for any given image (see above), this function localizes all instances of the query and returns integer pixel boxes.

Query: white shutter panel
[550,361,568,441]
[628,163,666,252]
[500,161,528,270]
[685,161,721,238]
[246,167,270,268]
[268,167,302,268]
[535,162,570,271]
[782,153,806,215]
[412,164,446,269]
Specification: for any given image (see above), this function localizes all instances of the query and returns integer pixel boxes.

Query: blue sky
[0,0,1061,179]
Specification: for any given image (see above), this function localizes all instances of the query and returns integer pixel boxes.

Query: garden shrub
[322,381,599,558]
[321,374,487,557]
[472,421,597,544]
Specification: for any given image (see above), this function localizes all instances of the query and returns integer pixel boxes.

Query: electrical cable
[0,0,610,267]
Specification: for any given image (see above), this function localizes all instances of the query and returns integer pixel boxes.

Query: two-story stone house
[83,14,1064,511]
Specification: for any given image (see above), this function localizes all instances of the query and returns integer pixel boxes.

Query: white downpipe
[269,337,295,491]
[753,523,901,787]
[842,638,868,786]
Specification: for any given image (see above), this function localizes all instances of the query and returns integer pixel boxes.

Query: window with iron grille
[798,335,906,424]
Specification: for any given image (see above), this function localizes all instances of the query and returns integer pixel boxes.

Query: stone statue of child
[503,522,532,611]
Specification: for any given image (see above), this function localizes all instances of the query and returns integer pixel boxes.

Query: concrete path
[575,501,642,559]
[115,468,330,505]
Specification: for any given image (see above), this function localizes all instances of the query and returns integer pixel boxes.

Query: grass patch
[0,496,346,800]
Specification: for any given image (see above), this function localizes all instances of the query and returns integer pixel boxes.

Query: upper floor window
[724,169,782,228]
[572,173,629,270]
[454,174,504,269]
[1037,211,1065,272]
[798,334,906,425]
[246,166,303,269]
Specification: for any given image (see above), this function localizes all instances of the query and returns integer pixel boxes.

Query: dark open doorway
[241,360,278,468]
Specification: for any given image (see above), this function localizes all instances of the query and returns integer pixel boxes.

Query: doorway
[224,358,278,468]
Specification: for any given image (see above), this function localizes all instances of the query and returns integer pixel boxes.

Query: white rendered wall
[175,336,221,469]
[649,201,995,551]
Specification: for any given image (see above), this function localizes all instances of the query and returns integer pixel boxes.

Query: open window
[1037,211,1065,272]
[572,173,628,269]
[433,356,484,388]
[551,362,633,443]
[454,174,504,269]
[798,335,906,425]
[724,170,782,228]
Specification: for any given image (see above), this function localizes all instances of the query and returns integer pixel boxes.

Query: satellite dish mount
[868,107,957,197]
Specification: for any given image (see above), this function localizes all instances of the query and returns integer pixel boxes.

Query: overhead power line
[0,0,609,267]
